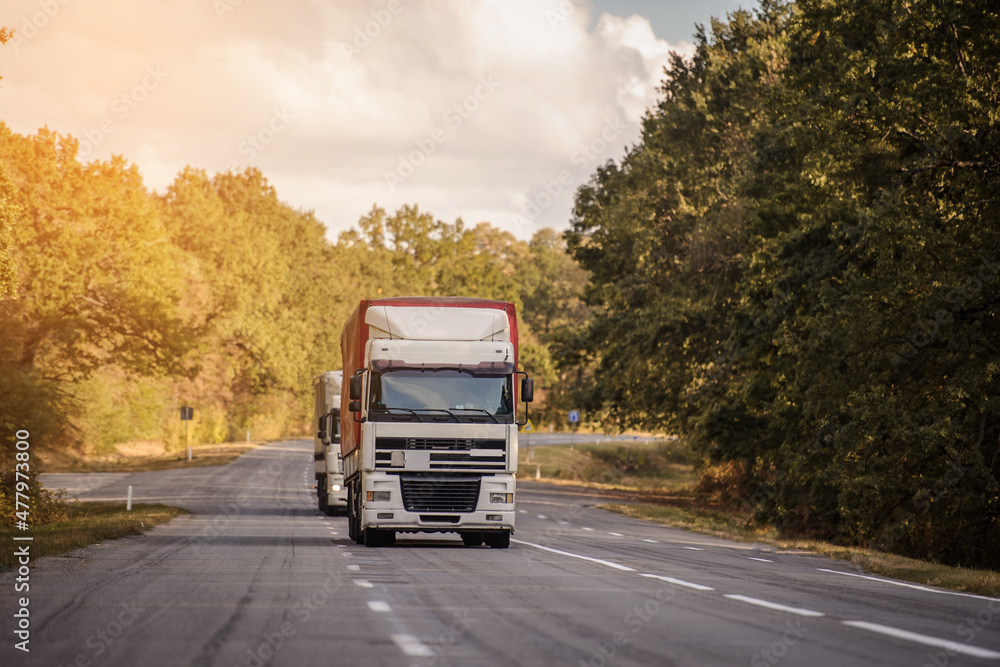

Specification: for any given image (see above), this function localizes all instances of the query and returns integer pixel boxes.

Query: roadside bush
[0,467,70,527]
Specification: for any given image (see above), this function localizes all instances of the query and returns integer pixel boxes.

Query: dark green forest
[2,0,999,568]
[566,0,999,567]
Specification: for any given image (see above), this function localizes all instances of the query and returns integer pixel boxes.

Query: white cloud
[1,0,694,239]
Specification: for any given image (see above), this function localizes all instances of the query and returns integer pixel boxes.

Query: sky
[1,0,751,241]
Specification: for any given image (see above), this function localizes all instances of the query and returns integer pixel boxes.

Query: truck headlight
[489,493,513,504]
[331,484,342,492]
[367,491,391,502]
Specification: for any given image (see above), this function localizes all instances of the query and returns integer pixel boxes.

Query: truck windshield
[369,369,513,423]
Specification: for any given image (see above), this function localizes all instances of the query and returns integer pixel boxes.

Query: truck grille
[399,476,481,513]
[428,451,505,470]
[377,438,504,451]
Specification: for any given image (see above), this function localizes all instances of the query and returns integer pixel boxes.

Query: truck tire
[461,532,484,546]
[348,485,364,544]
[484,530,510,549]
[317,479,327,513]
[365,528,387,547]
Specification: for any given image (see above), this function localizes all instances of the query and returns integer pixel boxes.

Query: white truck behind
[313,371,347,515]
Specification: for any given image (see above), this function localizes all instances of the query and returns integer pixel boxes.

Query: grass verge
[520,440,1000,598]
[0,502,187,569]
[519,439,697,493]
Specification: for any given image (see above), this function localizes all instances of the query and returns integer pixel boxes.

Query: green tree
[0,163,16,297]
[1,27,18,297]
[158,167,343,439]
[0,124,197,495]
[708,0,1000,564]
[568,0,1000,566]
[0,126,194,383]
[567,3,791,434]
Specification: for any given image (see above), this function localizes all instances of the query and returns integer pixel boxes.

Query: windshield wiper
[381,408,500,423]
[406,408,461,421]
[372,407,426,422]
[449,407,500,424]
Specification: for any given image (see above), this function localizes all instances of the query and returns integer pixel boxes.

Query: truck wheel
[348,486,363,543]
[461,532,484,546]
[484,530,510,549]
[317,482,327,513]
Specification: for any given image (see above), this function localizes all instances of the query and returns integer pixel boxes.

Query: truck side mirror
[317,430,326,442]
[349,400,362,413]
[349,376,363,400]
[521,377,534,403]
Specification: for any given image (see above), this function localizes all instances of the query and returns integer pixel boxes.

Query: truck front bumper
[362,508,515,533]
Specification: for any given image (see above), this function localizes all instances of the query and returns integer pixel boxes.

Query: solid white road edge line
[511,538,636,571]
[392,634,435,658]
[818,568,1000,603]
[639,573,715,591]
[842,621,1000,659]
[748,557,774,563]
[724,594,825,617]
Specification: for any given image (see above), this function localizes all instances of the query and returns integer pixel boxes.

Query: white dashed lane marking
[724,594,824,618]
[512,539,635,572]
[639,573,714,591]
[841,621,1000,659]
[392,634,434,658]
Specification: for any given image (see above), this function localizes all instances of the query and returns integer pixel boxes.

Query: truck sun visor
[369,359,515,374]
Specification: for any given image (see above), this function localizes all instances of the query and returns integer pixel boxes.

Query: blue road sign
[568,410,580,423]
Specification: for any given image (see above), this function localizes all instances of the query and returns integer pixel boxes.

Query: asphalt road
[3,439,999,666]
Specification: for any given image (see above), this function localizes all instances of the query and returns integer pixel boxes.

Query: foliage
[0,466,70,527]
[0,163,16,297]
[0,123,588,476]
[567,0,1000,567]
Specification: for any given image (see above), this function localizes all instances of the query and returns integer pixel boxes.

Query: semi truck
[340,297,533,548]
[313,371,348,515]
